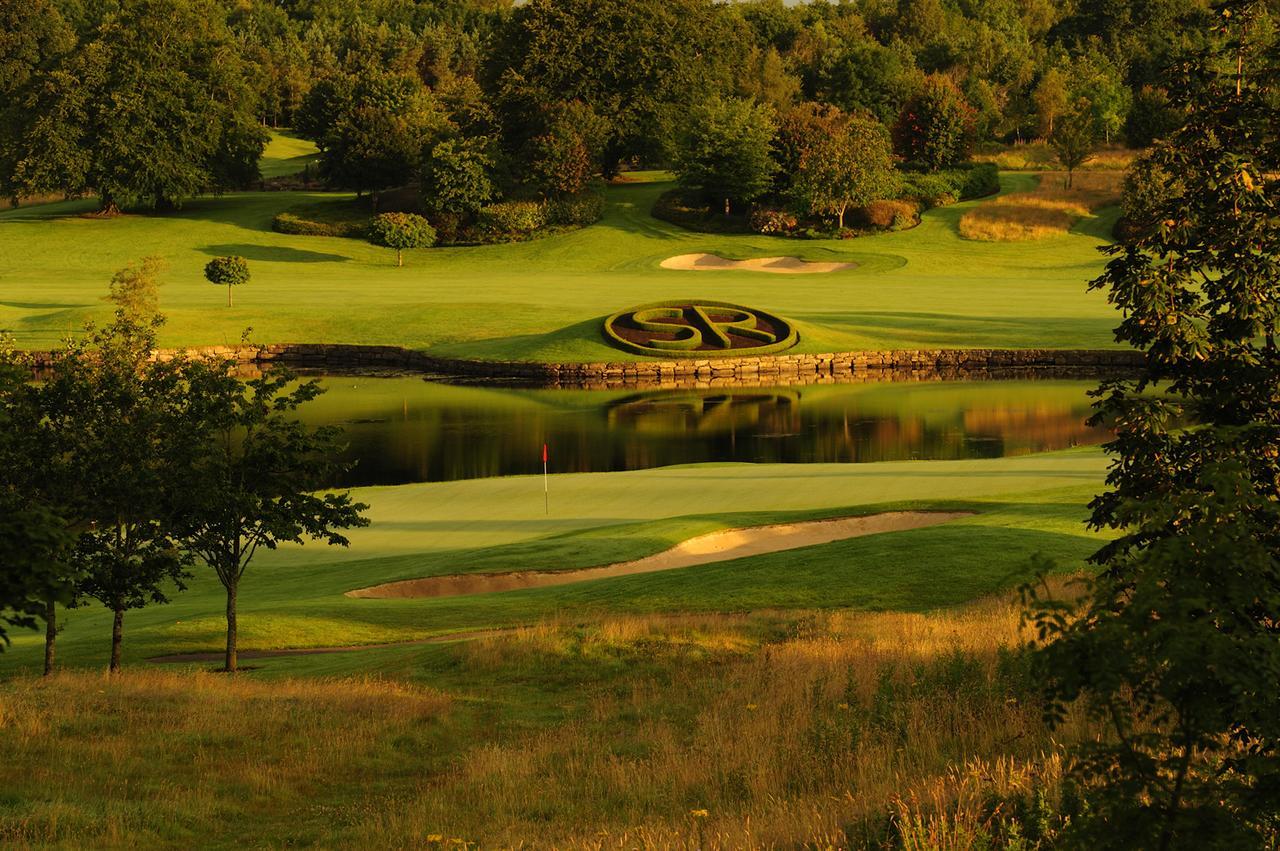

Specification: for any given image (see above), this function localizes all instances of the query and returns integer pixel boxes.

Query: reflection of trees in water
[323,384,1109,486]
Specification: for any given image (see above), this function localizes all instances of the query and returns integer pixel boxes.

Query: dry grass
[959,171,1124,242]
[0,584,1098,849]
[973,142,1139,172]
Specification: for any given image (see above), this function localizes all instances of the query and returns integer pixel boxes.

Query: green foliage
[898,163,998,208]
[204,255,250,307]
[476,200,547,236]
[1125,85,1184,147]
[791,112,897,229]
[369,212,436,267]
[1026,8,1280,845]
[1119,152,1183,236]
[1,0,266,211]
[419,136,496,216]
[300,70,445,195]
[271,210,369,239]
[892,76,977,172]
[526,101,609,197]
[545,188,605,227]
[673,96,778,216]
[0,503,75,649]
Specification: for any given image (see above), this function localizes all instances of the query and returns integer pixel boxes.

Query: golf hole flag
[543,443,549,514]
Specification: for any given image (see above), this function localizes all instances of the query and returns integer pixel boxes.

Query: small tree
[892,75,976,172]
[1051,99,1097,188]
[204,256,249,307]
[369,212,436,267]
[791,114,897,230]
[178,365,369,672]
[674,95,778,216]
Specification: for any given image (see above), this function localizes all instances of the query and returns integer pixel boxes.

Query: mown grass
[958,172,1124,242]
[0,586,1095,849]
[0,449,1109,675]
[0,172,1123,360]
[257,129,320,179]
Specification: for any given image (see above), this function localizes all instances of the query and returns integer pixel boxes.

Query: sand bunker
[661,253,856,274]
[348,511,973,601]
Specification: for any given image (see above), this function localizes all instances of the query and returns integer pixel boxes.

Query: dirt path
[147,629,502,664]
[661,253,857,274]
[348,511,974,601]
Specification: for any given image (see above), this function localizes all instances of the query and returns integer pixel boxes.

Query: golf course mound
[603,299,800,356]
[347,511,974,600]
[661,253,857,273]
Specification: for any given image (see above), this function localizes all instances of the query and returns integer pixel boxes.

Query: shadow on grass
[198,243,350,263]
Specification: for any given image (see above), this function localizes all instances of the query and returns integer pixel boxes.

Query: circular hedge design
[603,300,799,358]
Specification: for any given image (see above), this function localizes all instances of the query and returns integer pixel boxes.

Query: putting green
[0,449,1110,676]
[0,172,1121,361]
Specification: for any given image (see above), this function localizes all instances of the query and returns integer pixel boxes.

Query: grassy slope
[0,172,1122,360]
[0,448,1109,676]
[257,129,319,178]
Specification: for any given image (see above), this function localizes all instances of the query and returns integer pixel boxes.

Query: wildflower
[427,836,443,843]
[745,703,757,711]
[690,808,709,819]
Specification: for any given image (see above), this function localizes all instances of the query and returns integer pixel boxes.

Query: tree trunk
[224,579,238,673]
[371,192,379,214]
[98,191,120,217]
[43,598,56,677]
[837,205,846,230]
[227,285,234,308]
[396,249,403,268]
[109,608,124,673]
[724,197,731,217]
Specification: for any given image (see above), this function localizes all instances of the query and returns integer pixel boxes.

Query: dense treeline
[3,0,1266,222]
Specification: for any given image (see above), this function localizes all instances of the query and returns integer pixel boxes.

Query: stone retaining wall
[26,343,1143,389]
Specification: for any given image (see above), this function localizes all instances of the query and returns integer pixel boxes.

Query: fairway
[0,449,1110,677]
[0,173,1121,361]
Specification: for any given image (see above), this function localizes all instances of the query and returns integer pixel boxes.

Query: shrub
[857,199,919,230]
[898,163,997,208]
[650,189,751,234]
[749,208,797,234]
[546,189,605,227]
[477,200,547,235]
[271,211,368,238]
[369,212,436,267]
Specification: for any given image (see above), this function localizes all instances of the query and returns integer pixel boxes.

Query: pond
[298,376,1107,487]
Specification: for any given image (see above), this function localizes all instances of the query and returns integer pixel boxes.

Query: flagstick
[543,443,549,515]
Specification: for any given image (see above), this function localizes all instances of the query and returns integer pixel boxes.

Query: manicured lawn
[257,129,319,178]
[0,448,1110,677]
[0,172,1122,360]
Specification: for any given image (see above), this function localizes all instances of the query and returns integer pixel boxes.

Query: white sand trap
[661,253,856,274]
[347,511,973,600]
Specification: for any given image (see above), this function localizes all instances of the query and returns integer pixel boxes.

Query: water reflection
[297,377,1107,487]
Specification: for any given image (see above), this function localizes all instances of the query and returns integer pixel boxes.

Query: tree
[525,101,609,197]
[792,114,897,229]
[204,256,250,308]
[36,262,195,672]
[369,213,437,267]
[3,0,266,212]
[1026,6,1280,845]
[1051,99,1097,188]
[1125,85,1184,147]
[674,96,778,216]
[492,0,737,174]
[1032,67,1070,137]
[300,70,446,204]
[419,136,496,215]
[177,366,369,672]
[892,75,976,171]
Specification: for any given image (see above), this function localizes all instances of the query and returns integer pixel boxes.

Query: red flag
[542,443,548,464]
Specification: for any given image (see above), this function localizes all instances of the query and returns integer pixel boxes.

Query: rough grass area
[0,172,1124,360]
[0,589,1096,849]
[958,172,1123,242]
[973,142,1139,172]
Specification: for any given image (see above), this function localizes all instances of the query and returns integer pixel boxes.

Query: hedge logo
[603,300,799,358]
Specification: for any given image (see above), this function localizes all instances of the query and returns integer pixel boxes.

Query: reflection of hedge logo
[603,300,799,357]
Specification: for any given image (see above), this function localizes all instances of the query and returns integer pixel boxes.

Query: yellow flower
[690,808,710,819]
[745,703,758,711]
[427,837,443,844]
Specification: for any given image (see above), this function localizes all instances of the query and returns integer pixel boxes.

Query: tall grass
[973,143,1138,172]
[0,587,1097,848]
[959,171,1123,242]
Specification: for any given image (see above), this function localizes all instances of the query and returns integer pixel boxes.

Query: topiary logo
[603,300,799,357]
